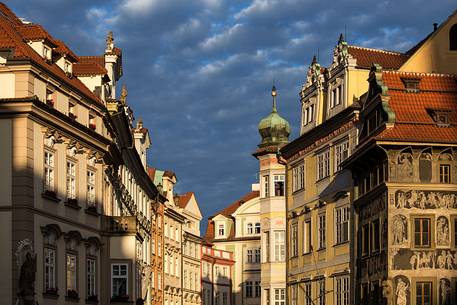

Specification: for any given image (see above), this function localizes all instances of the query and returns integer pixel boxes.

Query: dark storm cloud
[5,0,456,231]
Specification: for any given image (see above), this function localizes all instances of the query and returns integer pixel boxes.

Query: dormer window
[64,60,71,73]
[68,102,77,119]
[449,24,457,50]
[427,109,450,127]
[43,45,51,60]
[46,88,55,107]
[218,224,225,236]
[89,114,96,130]
[401,78,420,93]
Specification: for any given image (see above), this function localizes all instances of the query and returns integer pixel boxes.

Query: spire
[271,85,277,113]
[338,33,344,43]
[312,55,317,65]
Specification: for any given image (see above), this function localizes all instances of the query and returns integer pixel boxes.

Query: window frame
[66,253,78,296]
[290,223,298,257]
[44,149,55,192]
[274,230,285,262]
[86,257,97,298]
[292,162,305,193]
[111,263,129,298]
[335,275,349,305]
[335,206,350,245]
[318,213,326,250]
[334,139,350,172]
[274,288,285,305]
[413,217,432,248]
[66,159,77,200]
[303,219,312,254]
[317,149,330,180]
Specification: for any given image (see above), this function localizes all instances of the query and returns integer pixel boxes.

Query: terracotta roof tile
[175,192,193,209]
[348,46,408,70]
[163,170,176,178]
[0,5,102,104]
[375,71,457,144]
[16,24,58,47]
[54,39,78,62]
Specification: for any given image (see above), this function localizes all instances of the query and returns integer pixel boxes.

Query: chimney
[433,23,438,31]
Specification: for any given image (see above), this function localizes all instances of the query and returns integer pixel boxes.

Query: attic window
[64,60,71,73]
[43,45,51,60]
[450,24,457,50]
[427,109,451,127]
[401,78,421,93]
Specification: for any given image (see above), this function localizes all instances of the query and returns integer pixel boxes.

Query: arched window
[449,24,457,50]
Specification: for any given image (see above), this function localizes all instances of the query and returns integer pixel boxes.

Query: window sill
[66,295,80,302]
[86,296,99,304]
[85,206,99,216]
[302,252,312,256]
[316,176,330,183]
[43,291,59,299]
[333,241,349,247]
[42,191,61,203]
[65,199,81,210]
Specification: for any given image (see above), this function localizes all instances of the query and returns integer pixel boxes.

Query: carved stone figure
[409,252,418,270]
[440,279,450,305]
[15,239,36,305]
[407,190,418,208]
[437,251,447,269]
[397,192,407,208]
[398,153,413,178]
[106,31,114,51]
[418,252,433,269]
[395,278,408,305]
[382,279,393,305]
[445,251,454,270]
[120,84,128,105]
[427,192,438,208]
[392,215,407,245]
[418,191,427,209]
[436,217,449,246]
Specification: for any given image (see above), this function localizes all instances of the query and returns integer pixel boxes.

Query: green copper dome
[257,86,290,148]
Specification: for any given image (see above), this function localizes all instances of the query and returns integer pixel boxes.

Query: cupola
[257,86,290,148]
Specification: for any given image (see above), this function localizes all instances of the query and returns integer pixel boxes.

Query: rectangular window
[66,161,76,199]
[274,288,285,305]
[111,264,128,298]
[317,149,330,180]
[87,170,96,207]
[66,254,77,294]
[292,163,305,192]
[245,281,253,298]
[255,281,261,297]
[265,231,270,262]
[44,151,55,192]
[303,219,312,253]
[440,164,451,183]
[255,222,261,234]
[87,258,96,297]
[291,285,298,305]
[218,224,225,236]
[291,223,298,257]
[318,279,326,305]
[264,175,270,197]
[371,219,380,252]
[335,276,349,305]
[308,104,314,123]
[304,282,312,305]
[318,214,326,250]
[335,140,349,171]
[44,248,56,291]
[274,231,285,261]
[247,249,253,263]
[335,206,349,244]
[247,223,253,234]
[274,175,285,196]
[265,289,270,305]
[362,224,370,255]
[416,282,432,305]
[414,218,431,247]
[255,248,261,263]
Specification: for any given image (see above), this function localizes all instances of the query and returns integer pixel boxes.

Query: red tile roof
[348,46,409,70]
[16,24,57,47]
[163,170,176,179]
[175,192,194,209]
[54,39,78,62]
[0,4,102,104]
[375,71,457,144]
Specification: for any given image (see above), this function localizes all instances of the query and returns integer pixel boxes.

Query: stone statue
[15,239,36,305]
[440,279,450,305]
[407,190,418,209]
[398,153,413,178]
[392,215,407,245]
[437,251,447,269]
[427,192,438,208]
[445,251,454,270]
[436,217,449,246]
[418,192,427,209]
[106,31,114,51]
[396,192,407,209]
[119,84,128,105]
[395,278,408,305]
[409,252,418,270]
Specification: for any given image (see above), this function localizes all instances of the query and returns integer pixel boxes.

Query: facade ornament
[305,55,322,87]
[392,215,407,245]
[436,217,449,246]
[440,279,450,305]
[331,33,349,68]
[398,152,413,178]
[15,239,36,305]
[106,31,114,52]
[120,84,128,105]
[42,128,65,148]
[395,278,408,305]
[381,279,393,305]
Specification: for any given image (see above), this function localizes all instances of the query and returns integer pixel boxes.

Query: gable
[183,195,202,221]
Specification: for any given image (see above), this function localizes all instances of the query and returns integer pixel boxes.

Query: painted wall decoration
[394,276,409,305]
[436,216,450,247]
[392,215,407,245]
[394,190,457,209]
[392,249,457,270]
[439,278,451,305]
[398,152,413,179]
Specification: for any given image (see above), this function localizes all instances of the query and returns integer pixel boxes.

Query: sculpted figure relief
[395,190,457,209]
[398,153,413,178]
[436,217,449,246]
[395,278,408,305]
[440,279,450,305]
[392,215,407,245]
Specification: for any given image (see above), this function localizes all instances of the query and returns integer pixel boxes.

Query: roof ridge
[348,45,405,56]
[383,70,457,78]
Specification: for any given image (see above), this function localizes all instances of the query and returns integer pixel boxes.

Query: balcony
[102,216,136,234]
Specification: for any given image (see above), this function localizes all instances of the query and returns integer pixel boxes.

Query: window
[44,248,56,292]
[304,282,312,305]
[335,140,349,171]
[362,224,370,256]
[247,223,253,234]
[87,170,96,207]
[450,24,457,50]
[414,218,431,247]
[111,264,128,298]
[274,231,285,261]
[371,219,380,252]
[440,164,451,183]
[66,254,77,295]
[89,114,96,130]
[274,175,285,196]
[263,175,270,197]
[335,276,349,305]
[318,214,326,250]
[265,231,270,262]
[318,279,326,305]
[245,281,253,298]
[222,292,228,305]
[255,281,261,297]
[292,163,305,192]
[43,46,51,59]
[68,102,77,119]
[335,206,349,244]
[274,288,285,305]
[66,161,76,200]
[291,285,298,305]
[317,149,330,180]
[303,219,312,253]
[64,60,71,73]
[265,289,270,305]
[304,104,315,126]
[46,88,55,107]
[361,283,369,305]
[255,222,261,234]
[44,151,55,192]
[291,223,298,257]
[416,282,432,305]
[87,258,96,298]
[255,248,261,263]
[218,224,225,236]
[247,249,253,263]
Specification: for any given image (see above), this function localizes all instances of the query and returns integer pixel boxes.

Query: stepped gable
[376,71,457,143]
[348,45,409,70]
[0,4,102,104]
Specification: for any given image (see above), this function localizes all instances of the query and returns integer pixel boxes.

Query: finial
[338,33,344,43]
[137,116,143,129]
[106,31,114,51]
[119,84,127,105]
[312,55,317,65]
[271,85,277,112]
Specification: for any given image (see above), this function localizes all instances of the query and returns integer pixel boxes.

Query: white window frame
[292,162,305,192]
[291,223,298,257]
[247,223,253,235]
[44,247,56,291]
[274,288,285,305]
[87,169,96,207]
[274,231,285,262]
[335,275,349,305]
[66,253,77,293]
[66,160,76,199]
[335,206,350,244]
[303,219,312,254]
[255,248,261,263]
[111,263,128,298]
[44,150,55,192]
[255,222,261,234]
[273,174,285,196]
[218,224,225,236]
[263,175,270,198]
[247,249,253,263]
[317,149,330,180]
[318,213,326,250]
[334,139,349,172]
[87,258,96,297]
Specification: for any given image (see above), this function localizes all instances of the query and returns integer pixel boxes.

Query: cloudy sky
[6,0,455,232]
